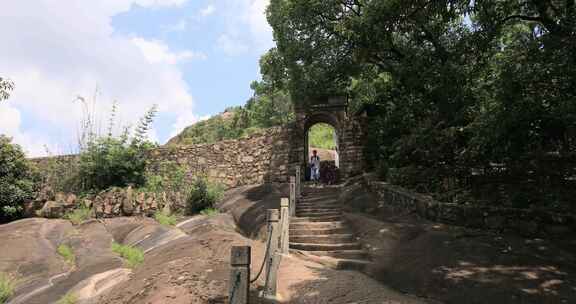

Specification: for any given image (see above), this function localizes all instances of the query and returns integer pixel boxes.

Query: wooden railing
[228,169,301,303]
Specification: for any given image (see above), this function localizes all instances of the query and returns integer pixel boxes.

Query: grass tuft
[57,244,75,265]
[111,242,144,268]
[0,272,16,304]
[56,293,77,304]
[65,205,91,225]
[153,210,177,226]
[200,208,219,217]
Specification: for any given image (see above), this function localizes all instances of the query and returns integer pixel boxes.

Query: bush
[200,208,219,217]
[153,210,177,226]
[186,177,224,215]
[56,293,77,304]
[144,161,189,194]
[0,272,15,303]
[0,135,37,222]
[78,137,153,192]
[65,204,92,225]
[111,242,144,268]
[57,244,75,265]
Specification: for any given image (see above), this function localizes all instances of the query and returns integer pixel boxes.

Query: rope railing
[228,171,300,303]
[250,224,273,284]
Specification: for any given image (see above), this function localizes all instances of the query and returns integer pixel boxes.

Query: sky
[0,0,274,157]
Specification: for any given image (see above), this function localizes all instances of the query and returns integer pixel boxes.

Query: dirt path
[339,181,576,304]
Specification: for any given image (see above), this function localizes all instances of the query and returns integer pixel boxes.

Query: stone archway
[291,96,366,180]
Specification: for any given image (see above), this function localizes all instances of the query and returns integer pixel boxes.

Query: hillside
[167,87,294,146]
[165,109,252,146]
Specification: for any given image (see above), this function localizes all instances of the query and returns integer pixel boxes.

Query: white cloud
[132,38,207,64]
[169,111,210,138]
[0,103,57,157]
[216,0,274,56]
[0,0,200,156]
[200,4,216,17]
[217,34,250,56]
[162,19,188,32]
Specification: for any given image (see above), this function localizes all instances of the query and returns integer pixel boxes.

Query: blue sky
[0,0,273,156]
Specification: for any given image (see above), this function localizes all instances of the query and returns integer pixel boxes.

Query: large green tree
[265,0,576,207]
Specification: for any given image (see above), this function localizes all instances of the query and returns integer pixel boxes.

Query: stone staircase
[289,186,371,271]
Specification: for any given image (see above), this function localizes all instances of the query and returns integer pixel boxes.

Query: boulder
[41,200,66,218]
[65,194,77,206]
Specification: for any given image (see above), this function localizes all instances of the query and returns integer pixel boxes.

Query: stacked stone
[26,186,186,219]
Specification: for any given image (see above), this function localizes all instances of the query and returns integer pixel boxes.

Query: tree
[265,0,576,208]
[0,136,37,222]
[0,77,14,101]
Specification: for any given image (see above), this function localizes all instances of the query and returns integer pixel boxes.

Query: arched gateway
[288,96,366,181]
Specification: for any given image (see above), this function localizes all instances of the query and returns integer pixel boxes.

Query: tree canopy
[264,0,576,209]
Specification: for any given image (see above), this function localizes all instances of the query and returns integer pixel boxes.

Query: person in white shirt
[310,150,320,182]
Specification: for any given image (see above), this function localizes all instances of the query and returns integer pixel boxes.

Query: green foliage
[111,242,144,269]
[57,244,75,265]
[78,137,151,191]
[0,273,15,304]
[0,77,14,102]
[56,293,77,304]
[154,210,177,226]
[200,208,219,217]
[168,82,294,146]
[144,161,189,194]
[0,135,37,222]
[76,105,158,192]
[265,0,576,209]
[308,123,336,150]
[65,204,92,225]
[186,177,224,215]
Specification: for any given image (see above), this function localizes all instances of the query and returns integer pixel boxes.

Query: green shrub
[186,177,224,215]
[65,204,91,225]
[153,210,177,226]
[0,135,37,222]
[56,293,77,304]
[200,208,219,217]
[57,244,75,265]
[0,272,15,303]
[111,242,144,268]
[144,161,189,194]
[78,137,152,192]
[74,104,158,193]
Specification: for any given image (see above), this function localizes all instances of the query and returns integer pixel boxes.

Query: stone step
[296,211,342,217]
[296,206,342,212]
[292,251,372,271]
[289,221,346,230]
[290,234,354,244]
[302,250,370,260]
[296,202,340,208]
[301,196,339,203]
[290,215,343,223]
[289,242,362,251]
[289,227,349,236]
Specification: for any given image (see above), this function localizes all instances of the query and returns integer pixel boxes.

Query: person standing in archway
[310,150,321,183]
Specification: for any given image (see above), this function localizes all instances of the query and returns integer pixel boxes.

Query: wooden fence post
[229,246,251,304]
[289,176,296,217]
[263,209,281,299]
[296,167,301,199]
[279,198,290,254]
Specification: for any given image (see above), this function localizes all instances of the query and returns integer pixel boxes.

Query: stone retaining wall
[363,174,575,238]
[26,186,185,219]
[31,127,295,189]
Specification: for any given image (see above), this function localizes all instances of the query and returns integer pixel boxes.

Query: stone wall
[27,186,185,219]
[363,174,576,238]
[147,127,293,187]
[30,127,295,189]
